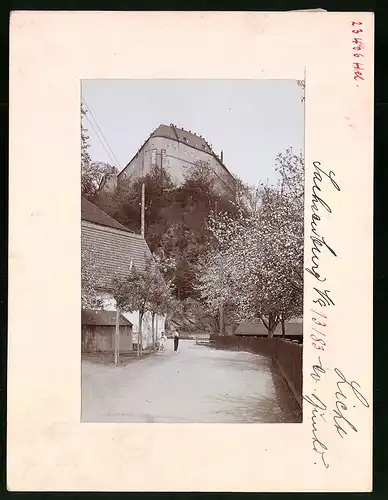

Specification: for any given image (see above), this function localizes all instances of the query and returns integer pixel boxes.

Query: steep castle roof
[118,124,235,184]
[151,124,213,154]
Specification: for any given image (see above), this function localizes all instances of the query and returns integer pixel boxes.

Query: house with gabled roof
[81,197,166,350]
[82,309,133,353]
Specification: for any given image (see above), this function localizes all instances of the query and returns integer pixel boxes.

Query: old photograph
[81,79,304,423]
[8,10,374,492]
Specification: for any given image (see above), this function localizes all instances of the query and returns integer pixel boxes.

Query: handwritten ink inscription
[333,368,370,438]
[303,361,370,469]
[304,161,370,468]
[305,161,340,286]
[304,357,329,468]
[306,161,340,354]
[351,21,365,82]
[310,309,327,352]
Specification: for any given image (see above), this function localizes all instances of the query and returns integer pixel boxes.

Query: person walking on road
[173,330,180,352]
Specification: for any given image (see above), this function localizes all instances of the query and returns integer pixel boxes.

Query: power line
[82,97,121,168]
[82,97,122,169]
[83,112,117,167]
[82,96,120,167]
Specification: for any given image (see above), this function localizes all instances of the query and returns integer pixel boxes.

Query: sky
[81,79,304,186]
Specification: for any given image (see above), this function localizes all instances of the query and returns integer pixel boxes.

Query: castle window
[161,149,166,168]
[151,149,157,167]
[183,137,188,143]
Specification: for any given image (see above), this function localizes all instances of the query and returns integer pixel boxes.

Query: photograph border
[8,11,373,492]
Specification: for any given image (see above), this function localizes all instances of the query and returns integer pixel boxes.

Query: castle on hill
[100,123,236,194]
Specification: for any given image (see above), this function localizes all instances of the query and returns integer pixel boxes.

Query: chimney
[220,150,224,163]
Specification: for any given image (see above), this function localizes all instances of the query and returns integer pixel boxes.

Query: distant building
[113,124,236,194]
[235,320,303,342]
[81,197,166,350]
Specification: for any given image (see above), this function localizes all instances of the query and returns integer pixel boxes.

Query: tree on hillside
[108,166,176,241]
[81,102,91,170]
[180,161,239,221]
[89,158,244,333]
[80,103,117,198]
[160,161,240,299]
[82,161,118,199]
[99,161,241,301]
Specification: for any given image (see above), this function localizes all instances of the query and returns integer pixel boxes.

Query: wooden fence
[210,334,302,407]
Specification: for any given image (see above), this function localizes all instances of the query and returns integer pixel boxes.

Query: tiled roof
[235,321,303,336]
[81,221,152,285]
[81,197,133,233]
[82,309,133,326]
[151,124,213,154]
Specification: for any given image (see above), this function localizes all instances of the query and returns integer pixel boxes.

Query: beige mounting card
[8,10,373,492]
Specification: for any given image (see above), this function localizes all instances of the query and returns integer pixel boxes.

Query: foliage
[81,113,304,335]
[81,103,91,171]
[82,161,118,199]
[197,148,304,337]
[297,80,305,103]
[81,247,104,309]
[81,103,117,198]
[95,161,240,302]
[109,257,173,354]
[111,257,169,315]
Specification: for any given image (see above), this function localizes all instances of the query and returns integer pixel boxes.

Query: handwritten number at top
[351,21,365,82]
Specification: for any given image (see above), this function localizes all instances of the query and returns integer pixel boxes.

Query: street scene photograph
[81,79,305,423]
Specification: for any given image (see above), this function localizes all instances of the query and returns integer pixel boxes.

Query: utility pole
[155,315,158,350]
[115,259,132,365]
[114,305,120,365]
[137,311,141,356]
[141,182,145,238]
[219,302,224,335]
[137,311,143,356]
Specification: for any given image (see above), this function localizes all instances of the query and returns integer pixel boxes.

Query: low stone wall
[210,334,302,407]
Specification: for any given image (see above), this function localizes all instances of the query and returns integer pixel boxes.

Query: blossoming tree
[111,257,173,356]
[197,148,304,337]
